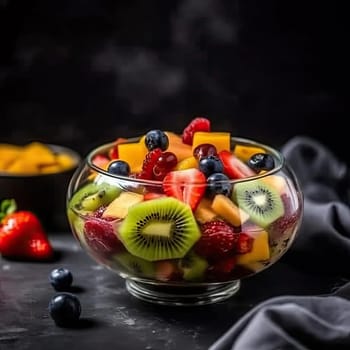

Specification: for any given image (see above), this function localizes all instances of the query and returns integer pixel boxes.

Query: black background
[0,0,348,161]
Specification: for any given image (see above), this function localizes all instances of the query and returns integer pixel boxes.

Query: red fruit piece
[218,150,255,179]
[0,199,54,261]
[207,256,237,281]
[155,260,182,282]
[137,148,163,180]
[182,117,211,145]
[109,137,128,160]
[195,220,239,261]
[92,154,110,169]
[162,168,206,211]
[143,192,167,201]
[84,217,123,257]
[236,232,254,254]
[153,151,178,180]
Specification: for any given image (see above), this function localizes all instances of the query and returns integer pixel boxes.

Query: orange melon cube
[192,132,231,153]
[211,194,249,227]
[236,231,270,264]
[166,132,193,161]
[233,144,266,162]
[117,141,148,173]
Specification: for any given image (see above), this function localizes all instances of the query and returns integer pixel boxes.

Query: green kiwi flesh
[119,197,200,262]
[178,252,208,281]
[68,182,121,216]
[233,179,284,228]
[113,251,155,278]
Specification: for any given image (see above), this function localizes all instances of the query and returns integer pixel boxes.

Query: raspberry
[137,148,163,180]
[182,117,211,145]
[269,210,300,238]
[195,220,239,261]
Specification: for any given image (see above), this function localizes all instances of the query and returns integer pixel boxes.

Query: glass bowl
[66,136,303,306]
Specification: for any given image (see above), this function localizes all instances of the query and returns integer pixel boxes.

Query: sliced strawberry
[84,217,124,258]
[218,150,255,179]
[195,220,239,261]
[182,117,211,145]
[162,168,206,211]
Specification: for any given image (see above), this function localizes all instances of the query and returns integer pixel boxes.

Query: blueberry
[206,173,232,197]
[48,293,81,327]
[248,153,275,171]
[199,156,224,177]
[145,130,169,151]
[49,267,73,291]
[107,160,130,176]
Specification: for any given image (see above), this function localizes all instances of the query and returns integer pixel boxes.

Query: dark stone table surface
[0,233,340,350]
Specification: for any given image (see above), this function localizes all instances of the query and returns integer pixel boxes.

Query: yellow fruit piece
[40,164,63,174]
[6,158,39,174]
[236,231,270,264]
[56,153,76,171]
[211,194,249,227]
[194,198,218,224]
[175,156,198,170]
[192,132,231,153]
[102,192,144,219]
[22,142,57,165]
[117,141,148,173]
[262,175,287,194]
[0,144,22,170]
[233,144,266,162]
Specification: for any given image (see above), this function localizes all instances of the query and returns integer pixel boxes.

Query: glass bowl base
[125,280,241,306]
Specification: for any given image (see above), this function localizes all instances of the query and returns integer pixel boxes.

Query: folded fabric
[209,292,350,350]
[209,136,350,350]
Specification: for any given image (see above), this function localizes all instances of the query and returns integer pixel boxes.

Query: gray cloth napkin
[209,136,350,350]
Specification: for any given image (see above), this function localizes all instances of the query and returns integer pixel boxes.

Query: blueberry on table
[145,130,169,151]
[48,293,81,327]
[49,267,73,291]
[248,153,275,171]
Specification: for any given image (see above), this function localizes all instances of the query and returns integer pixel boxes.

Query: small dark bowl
[0,144,81,232]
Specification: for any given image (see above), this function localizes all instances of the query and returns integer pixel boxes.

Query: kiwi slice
[233,179,284,228]
[178,252,208,282]
[68,182,121,215]
[113,252,155,278]
[119,197,200,262]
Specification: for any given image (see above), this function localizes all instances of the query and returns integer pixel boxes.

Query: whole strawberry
[0,199,54,260]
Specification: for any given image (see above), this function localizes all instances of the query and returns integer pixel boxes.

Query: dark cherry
[145,130,169,151]
[248,153,275,171]
[153,151,178,180]
[193,143,218,160]
[107,160,130,176]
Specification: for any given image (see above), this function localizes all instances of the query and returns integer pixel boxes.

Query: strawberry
[182,117,211,145]
[0,199,54,260]
[195,220,239,261]
[143,192,167,201]
[218,150,255,179]
[84,217,124,258]
[162,168,206,211]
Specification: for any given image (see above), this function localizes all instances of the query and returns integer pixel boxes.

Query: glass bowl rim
[84,136,285,185]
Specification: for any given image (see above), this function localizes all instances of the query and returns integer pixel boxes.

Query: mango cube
[192,132,231,153]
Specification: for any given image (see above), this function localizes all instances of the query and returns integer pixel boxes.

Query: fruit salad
[67,117,302,284]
